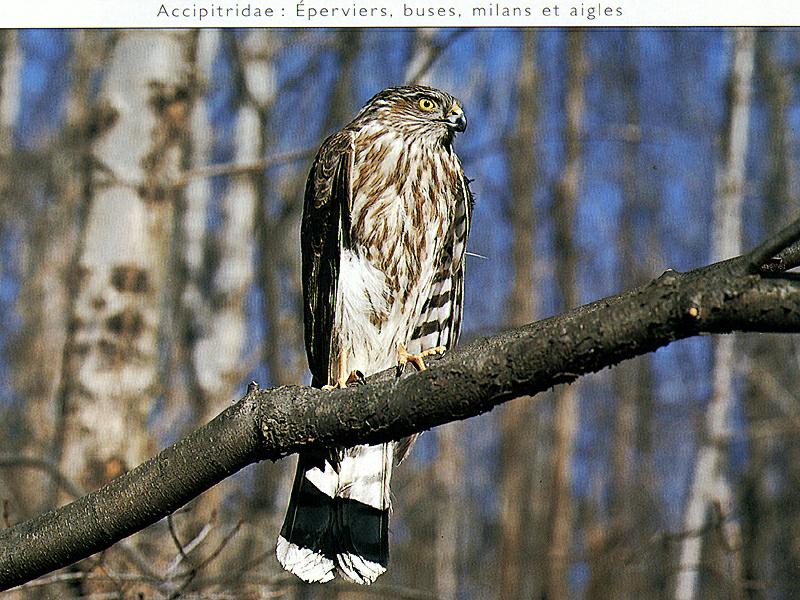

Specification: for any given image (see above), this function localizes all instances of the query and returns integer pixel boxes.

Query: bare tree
[740,29,797,600]
[675,27,755,600]
[4,213,800,591]
[0,30,21,200]
[588,30,664,600]
[55,30,198,495]
[404,28,438,84]
[546,29,587,600]
[8,32,111,519]
[175,28,219,430]
[498,28,541,600]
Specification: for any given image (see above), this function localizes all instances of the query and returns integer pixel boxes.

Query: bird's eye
[418,98,437,112]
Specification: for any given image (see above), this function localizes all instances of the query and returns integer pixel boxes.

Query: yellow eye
[418,98,437,112]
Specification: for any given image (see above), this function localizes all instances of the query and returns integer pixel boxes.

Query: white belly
[336,238,441,375]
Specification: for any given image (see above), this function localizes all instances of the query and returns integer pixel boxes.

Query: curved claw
[396,344,446,374]
[322,370,366,390]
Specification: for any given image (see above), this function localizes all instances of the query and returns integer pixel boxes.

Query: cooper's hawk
[277,85,472,584]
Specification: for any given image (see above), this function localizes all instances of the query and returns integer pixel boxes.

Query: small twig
[92,560,126,600]
[0,454,84,499]
[758,241,800,273]
[407,29,470,84]
[166,521,242,600]
[166,515,192,567]
[166,522,214,576]
[193,520,243,573]
[747,216,800,273]
[18,570,161,590]
[172,147,315,188]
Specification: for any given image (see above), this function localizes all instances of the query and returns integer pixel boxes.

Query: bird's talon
[421,345,446,358]
[346,370,366,386]
[323,369,365,389]
[397,343,444,374]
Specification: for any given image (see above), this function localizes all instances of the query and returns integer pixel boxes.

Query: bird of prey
[277,85,472,585]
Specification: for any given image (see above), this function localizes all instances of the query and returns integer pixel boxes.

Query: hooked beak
[445,103,467,132]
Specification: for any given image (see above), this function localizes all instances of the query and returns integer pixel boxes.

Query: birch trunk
[57,31,196,493]
[674,28,754,600]
[192,29,272,418]
[498,28,541,600]
[545,29,586,600]
[13,32,104,516]
[189,30,278,579]
[173,29,221,434]
[741,30,794,600]
[404,28,438,84]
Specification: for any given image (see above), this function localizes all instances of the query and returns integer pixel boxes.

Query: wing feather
[395,170,473,464]
[448,171,474,348]
[301,131,355,387]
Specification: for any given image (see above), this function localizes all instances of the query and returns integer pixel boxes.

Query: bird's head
[355,85,467,144]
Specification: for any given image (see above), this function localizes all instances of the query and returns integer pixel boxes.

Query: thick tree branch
[3,221,800,590]
[748,218,800,272]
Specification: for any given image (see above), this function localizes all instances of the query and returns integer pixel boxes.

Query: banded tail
[277,442,393,584]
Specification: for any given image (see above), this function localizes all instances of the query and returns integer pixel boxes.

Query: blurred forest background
[0,27,799,600]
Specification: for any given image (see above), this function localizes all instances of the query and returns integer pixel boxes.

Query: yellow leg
[322,348,364,389]
[397,344,446,372]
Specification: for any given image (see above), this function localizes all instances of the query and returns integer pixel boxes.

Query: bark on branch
[3,220,800,590]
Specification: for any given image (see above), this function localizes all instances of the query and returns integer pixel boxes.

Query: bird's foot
[322,370,366,390]
[396,344,446,374]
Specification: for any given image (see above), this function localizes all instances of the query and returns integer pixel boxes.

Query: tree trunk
[404,28,438,84]
[740,29,795,600]
[0,30,24,510]
[545,28,586,600]
[173,29,218,432]
[10,32,108,518]
[498,28,541,600]
[675,27,754,600]
[57,30,197,495]
[590,30,662,600]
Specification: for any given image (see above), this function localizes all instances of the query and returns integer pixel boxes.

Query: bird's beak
[446,103,467,132]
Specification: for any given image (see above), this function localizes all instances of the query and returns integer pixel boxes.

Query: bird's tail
[277,443,393,585]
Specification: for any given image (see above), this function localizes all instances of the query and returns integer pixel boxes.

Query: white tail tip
[276,535,335,583]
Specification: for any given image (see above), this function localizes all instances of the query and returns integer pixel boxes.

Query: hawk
[277,85,472,584]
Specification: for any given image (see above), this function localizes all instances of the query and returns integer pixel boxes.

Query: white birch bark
[674,28,755,600]
[192,30,276,412]
[177,32,281,575]
[180,29,218,351]
[0,30,21,149]
[404,28,438,84]
[0,28,21,312]
[59,31,196,490]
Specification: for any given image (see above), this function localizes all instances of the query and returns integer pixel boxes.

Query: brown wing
[395,170,473,464]
[301,131,354,388]
[446,171,474,348]
[406,169,473,351]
